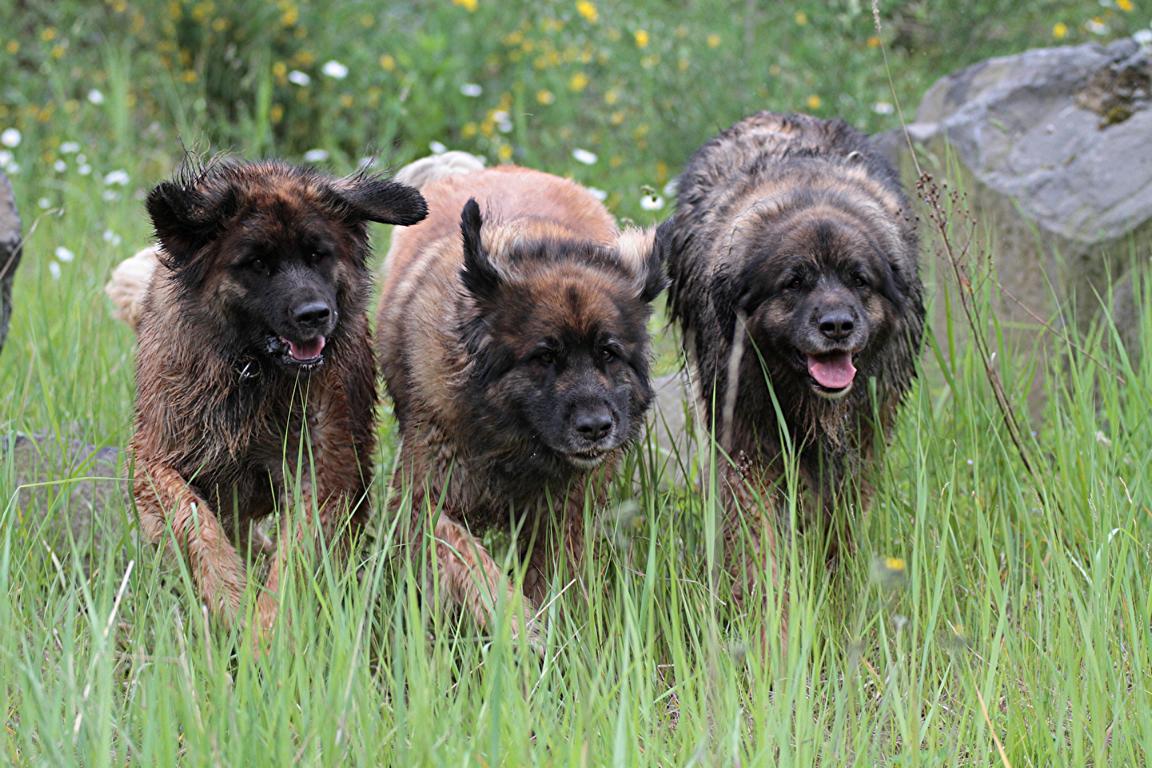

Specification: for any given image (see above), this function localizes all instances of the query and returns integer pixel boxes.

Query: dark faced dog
[660,112,924,614]
[126,159,425,637]
[378,163,663,646]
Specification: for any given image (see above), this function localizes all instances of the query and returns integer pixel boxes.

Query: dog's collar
[236,358,261,381]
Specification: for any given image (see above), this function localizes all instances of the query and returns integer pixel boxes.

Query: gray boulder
[0,170,20,354]
[898,37,1152,358]
[1,431,132,566]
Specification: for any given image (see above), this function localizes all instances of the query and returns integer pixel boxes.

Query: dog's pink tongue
[287,336,325,360]
[807,353,856,389]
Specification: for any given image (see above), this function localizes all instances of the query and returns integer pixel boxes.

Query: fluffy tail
[104,246,159,330]
[393,150,485,189]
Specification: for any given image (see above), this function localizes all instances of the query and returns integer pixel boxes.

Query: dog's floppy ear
[459,198,501,300]
[876,257,910,312]
[616,226,667,304]
[146,178,238,262]
[336,174,428,226]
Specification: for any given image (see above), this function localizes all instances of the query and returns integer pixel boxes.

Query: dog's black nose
[574,408,613,442]
[818,309,855,341]
[294,301,331,327]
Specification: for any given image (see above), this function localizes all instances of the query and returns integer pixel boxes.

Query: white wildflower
[60,141,80,154]
[287,70,311,86]
[873,101,895,115]
[48,261,61,281]
[0,128,20,148]
[640,194,665,211]
[571,147,598,165]
[1134,28,1152,46]
[429,141,447,154]
[77,163,92,176]
[102,229,122,246]
[321,60,348,79]
[459,83,483,97]
[87,88,105,105]
[37,197,51,209]
[303,149,330,163]
[53,160,67,173]
[587,187,608,201]
[103,169,130,186]
[54,246,75,263]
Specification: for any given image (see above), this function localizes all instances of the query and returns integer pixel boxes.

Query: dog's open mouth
[564,449,611,470]
[806,352,856,399]
[275,336,327,368]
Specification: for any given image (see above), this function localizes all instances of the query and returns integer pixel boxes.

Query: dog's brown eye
[598,344,621,364]
[248,258,269,275]
[785,275,804,291]
[852,272,869,288]
[533,348,556,366]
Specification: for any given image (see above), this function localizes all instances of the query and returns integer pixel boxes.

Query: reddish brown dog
[378,162,664,646]
[125,159,425,636]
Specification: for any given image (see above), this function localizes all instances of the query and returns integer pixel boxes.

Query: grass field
[3,1,1152,765]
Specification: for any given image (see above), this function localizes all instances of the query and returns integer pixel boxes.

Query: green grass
[4,1,1152,765]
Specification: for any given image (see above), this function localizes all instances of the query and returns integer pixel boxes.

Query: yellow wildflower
[867,35,881,48]
[212,17,229,32]
[340,94,354,108]
[569,71,589,92]
[609,111,624,125]
[806,94,822,110]
[40,26,57,42]
[1052,21,1068,39]
[270,104,284,123]
[576,1,598,23]
[706,33,721,48]
[794,11,808,25]
[884,557,906,572]
[1117,0,1133,11]
[536,89,555,105]
[497,144,513,161]
[359,13,374,27]
[462,122,478,138]
[379,54,396,71]
[603,88,619,105]
[182,69,198,84]
[452,0,477,11]
[634,29,649,48]
[272,61,287,81]
[280,4,299,26]
[50,44,65,60]
[5,41,19,54]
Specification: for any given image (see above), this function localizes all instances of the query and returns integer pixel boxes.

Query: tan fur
[105,246,160,330]
[379,164,660,649]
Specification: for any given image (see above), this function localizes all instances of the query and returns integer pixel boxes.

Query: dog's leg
[522,486,589,608]
[256,393,371,637]
[433,515,544,652]
[721,462,787,648]
[134,463,247,625]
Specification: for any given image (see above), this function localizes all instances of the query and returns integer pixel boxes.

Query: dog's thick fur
[661,112,924,606]
[378,163,664,645]
[127,159,426,636]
